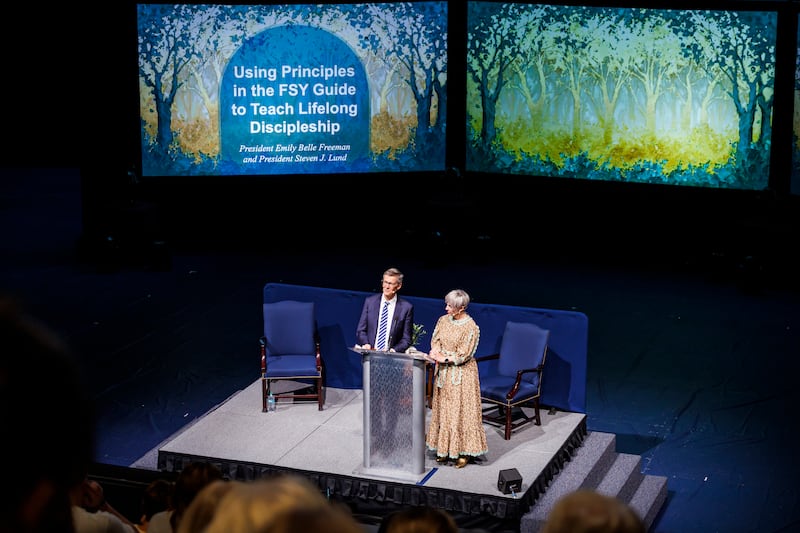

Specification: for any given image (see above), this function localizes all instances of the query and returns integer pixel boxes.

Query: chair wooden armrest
[507,368,539,399]
[474,353,500,363]
[259,336,267,376]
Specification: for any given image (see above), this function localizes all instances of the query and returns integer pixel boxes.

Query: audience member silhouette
[135,478,172,532]
[541,489,646,533]
[192,474,364,533]
[377,505,459,533]
[0,294,95,533]
[148,461,224,533]
[173,479,237,533]
[71,476,137,533]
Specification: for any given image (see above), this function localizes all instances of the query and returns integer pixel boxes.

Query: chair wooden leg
[317,377,323,410]
[505,405,512,440]
[261,378,268,412]
[533,398,541,425]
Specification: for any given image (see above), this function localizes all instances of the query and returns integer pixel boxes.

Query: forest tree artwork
[466,3,776,190]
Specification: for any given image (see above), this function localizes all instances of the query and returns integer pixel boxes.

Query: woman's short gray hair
[445,289,470,310]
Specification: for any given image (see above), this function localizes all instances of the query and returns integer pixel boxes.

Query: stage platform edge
[151,381,587,527]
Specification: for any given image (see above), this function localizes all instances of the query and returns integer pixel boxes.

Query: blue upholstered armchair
[260,300,324,411]
[476,321,549,440]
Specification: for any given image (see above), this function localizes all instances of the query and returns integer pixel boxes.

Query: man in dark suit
[355,268,416,459]
[355,267,414,353]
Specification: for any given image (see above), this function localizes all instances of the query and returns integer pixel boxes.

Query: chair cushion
[480,375,540,404]
[264,354,320,378]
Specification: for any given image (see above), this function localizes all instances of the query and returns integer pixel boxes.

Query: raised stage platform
[144,379,586,530]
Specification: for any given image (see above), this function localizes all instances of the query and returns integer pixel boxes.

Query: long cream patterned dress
[425,313,488,460]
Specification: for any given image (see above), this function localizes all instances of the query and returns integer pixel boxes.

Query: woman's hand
[430,348,447,364]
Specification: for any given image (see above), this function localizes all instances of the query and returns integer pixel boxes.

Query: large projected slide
[466,3,776,191]
[137,3,447,177]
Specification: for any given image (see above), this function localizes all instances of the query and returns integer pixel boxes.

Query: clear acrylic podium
[351,347,430,481]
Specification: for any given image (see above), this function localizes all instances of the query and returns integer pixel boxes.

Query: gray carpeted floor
[135,379,585,498]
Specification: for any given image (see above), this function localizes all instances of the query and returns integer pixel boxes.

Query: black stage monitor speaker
[498,468,522,494]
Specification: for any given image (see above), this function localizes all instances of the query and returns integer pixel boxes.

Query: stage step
[519,431,667,533]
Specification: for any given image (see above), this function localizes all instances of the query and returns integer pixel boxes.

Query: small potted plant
[407,323,427,353]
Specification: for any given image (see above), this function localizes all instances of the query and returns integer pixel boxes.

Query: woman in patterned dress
[425,289,488,468]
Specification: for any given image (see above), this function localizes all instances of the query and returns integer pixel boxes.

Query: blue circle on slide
[220,25,370,174]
